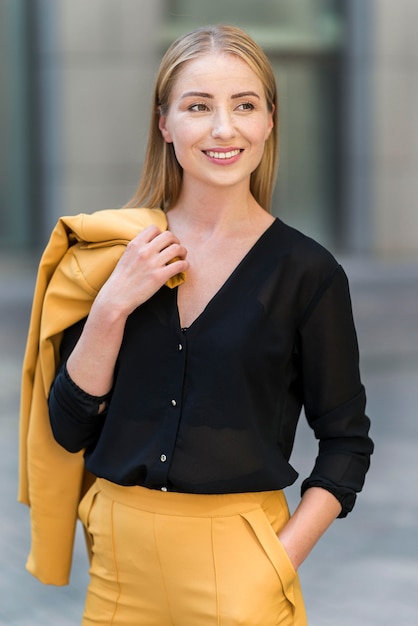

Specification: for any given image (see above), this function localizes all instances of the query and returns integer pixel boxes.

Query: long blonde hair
[125,24,279,212]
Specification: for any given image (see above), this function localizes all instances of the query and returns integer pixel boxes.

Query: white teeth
[206,149,241,159]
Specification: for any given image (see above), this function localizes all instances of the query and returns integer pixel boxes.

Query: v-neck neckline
[175,218,279,332]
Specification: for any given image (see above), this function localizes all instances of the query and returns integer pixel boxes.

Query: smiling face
[158,53,274,196]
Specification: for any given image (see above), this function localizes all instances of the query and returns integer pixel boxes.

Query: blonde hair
[125,24,279,212]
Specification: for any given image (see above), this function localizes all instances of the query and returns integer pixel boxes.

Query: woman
[48,24,373,625]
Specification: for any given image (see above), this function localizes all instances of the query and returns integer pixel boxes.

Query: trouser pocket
[241,507,298,609]
[78,480,101,563]
[210,503,304,625]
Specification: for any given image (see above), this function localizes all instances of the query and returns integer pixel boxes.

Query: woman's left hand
[277,487,342,570]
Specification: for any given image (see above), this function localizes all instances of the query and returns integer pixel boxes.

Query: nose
[211,108,236,140]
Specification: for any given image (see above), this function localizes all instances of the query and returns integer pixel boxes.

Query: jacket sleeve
[298,265,374,517]
[48,319,109,453]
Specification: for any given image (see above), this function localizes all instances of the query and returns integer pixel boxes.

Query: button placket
[151,330,187,489]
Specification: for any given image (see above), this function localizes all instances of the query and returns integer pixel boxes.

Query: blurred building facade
[1,0,417,257]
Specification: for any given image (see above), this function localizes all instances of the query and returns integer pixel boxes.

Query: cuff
[300,477,357,518]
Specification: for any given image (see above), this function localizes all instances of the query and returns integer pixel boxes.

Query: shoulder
[268,219,348,318]
[272,218,339,277]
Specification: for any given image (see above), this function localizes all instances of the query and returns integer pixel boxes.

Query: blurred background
[1,0,417,624]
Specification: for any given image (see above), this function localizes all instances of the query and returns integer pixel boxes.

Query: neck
[166,180,263,238]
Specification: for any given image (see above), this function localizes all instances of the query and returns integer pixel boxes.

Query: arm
[278,487,342,570]
[278,265,373,569]
[298,266,373,516]
[66,225,188,396]
[49,226,188,452]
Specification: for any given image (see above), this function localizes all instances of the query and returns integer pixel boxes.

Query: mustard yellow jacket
[18,207,184,585]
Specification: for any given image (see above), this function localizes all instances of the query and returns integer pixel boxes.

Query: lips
[204,149,242,159]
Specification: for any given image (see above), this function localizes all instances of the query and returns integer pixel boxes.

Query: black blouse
[49,218,373,517]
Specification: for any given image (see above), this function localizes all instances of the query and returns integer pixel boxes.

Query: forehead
[171,53,263,97]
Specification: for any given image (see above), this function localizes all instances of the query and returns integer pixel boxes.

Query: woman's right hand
[96,225,189,318]
[66,226,188,397]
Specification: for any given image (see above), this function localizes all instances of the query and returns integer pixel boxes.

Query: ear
[265,103,275,139]
[158,112,173,143]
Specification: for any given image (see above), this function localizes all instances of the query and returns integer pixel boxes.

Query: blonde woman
[48,25,373,625]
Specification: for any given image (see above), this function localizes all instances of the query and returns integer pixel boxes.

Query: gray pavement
[1,251,418,625]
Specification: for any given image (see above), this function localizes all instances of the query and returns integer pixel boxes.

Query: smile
[204,149,241,159]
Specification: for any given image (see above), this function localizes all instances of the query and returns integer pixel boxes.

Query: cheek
[168,127,196,166]
[250,111,273,143]
[171,119,206,149]
[248,122,272,149]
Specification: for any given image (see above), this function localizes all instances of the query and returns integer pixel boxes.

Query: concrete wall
[0,0,32,249]
[37,0,164,236]
[372,0,418,256]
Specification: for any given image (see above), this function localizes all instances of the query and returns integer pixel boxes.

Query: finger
[158,243,188,266]
[159,257,189,282]
[124,227,171,262]
[135,224,162,244]
[149,229,182,253]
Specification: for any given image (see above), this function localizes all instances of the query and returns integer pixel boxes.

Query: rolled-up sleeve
[298,265,374,517]
[49,364,109,452]
[48,318,109,453]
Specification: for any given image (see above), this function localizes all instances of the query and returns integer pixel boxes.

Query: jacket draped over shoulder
[18,207,184,585]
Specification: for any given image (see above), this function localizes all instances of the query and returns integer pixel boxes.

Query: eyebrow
[180,90,261,100]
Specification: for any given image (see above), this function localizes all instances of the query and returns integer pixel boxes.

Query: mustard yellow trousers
[78,478,307,625]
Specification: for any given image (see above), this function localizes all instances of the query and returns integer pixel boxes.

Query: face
[158,53,274,194]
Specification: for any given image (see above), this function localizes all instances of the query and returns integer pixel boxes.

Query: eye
[188,103,209,112]
[236,102,255,111]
